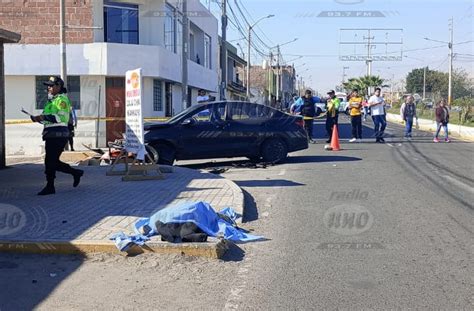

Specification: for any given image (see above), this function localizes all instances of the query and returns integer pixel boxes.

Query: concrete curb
[386,113,474,141]
[0,238,229,259]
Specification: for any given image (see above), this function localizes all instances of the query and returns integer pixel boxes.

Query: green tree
[405,68,471,100]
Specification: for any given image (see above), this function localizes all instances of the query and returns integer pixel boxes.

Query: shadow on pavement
[0,253,83,311]
[242,189,258,222]
[235,179,305,187]
[286,155,362,163]
[220,242,245,262]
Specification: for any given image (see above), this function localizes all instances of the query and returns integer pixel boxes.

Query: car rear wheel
[148,143,175,166]
[261,138,288,163]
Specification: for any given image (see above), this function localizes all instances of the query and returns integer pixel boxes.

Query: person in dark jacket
[301,89,316,143]
[30,76,84,195]
[400,95,418,140]
[434,99,450,142]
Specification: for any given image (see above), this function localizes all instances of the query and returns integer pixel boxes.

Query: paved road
[1,117,472,310]
[182,116,473,310]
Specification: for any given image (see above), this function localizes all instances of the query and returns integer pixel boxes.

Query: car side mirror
[181,118,195,126]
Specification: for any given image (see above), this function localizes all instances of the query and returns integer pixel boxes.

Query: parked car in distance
[144,101,309,165]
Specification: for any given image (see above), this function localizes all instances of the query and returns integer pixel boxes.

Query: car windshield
[166,105,205,124]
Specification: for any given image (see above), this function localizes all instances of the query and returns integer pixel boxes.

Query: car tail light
[295,118,304,128]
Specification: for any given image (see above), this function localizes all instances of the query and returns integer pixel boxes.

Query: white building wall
[4,0,218,156]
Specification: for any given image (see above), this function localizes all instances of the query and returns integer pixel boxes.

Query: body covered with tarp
[111,201,262,251]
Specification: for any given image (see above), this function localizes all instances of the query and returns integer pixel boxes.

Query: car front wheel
[148,143,175,166]
[261,138,288,163]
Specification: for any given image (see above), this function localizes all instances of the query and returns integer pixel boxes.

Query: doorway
[105,77,125,142]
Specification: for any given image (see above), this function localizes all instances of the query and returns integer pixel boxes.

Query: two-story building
[1,0,218,155]
[222,40,246,101]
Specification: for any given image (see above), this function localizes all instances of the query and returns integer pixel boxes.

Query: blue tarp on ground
[110,201,262,251]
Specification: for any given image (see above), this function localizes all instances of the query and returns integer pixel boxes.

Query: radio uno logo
[323,204,374,235]
[0,204,27,236]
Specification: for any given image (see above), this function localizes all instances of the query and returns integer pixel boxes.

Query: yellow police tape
[6,116,170,125]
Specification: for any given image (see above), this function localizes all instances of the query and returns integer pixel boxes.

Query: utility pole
[448,17,453,105]
[364,29,374,77]
[220,0,227,100]
[364,29,374,96]
[423,66,427,101]
[276,45,280,101]
[268,51,272,102]
[59,0,67,85]
[181,0,189,110]
[246,14,274,100]
[246,27,251,99]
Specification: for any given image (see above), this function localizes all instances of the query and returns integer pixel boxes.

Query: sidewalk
[0,164,244,258]
[386,113,474,141]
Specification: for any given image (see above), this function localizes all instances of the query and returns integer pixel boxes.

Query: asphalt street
[0,117,472,310]
[182,116,473,310]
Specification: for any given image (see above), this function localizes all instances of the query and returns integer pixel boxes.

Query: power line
[224,1,268,59]
[283,44,447,58]
[237,0,275,46]
[233,0,273,50]
[222,1,268,60]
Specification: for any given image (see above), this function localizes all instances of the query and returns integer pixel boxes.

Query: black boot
[38,181,55,195]
[73,169,84,187]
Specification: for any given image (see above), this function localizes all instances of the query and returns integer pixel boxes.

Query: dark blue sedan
[144,101,308,165]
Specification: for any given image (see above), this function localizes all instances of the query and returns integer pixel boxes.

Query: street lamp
[247,14,275,99]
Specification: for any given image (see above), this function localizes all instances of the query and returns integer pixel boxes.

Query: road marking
[223,261,253,310]
[278,169,286,176]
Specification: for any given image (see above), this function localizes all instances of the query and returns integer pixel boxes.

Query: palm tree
[343,75,384,97]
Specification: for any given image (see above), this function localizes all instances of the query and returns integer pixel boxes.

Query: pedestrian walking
[348,89,363,142]
[29,76,84,195]
[400,95,417,140]
[362,98,369,121]
[433,99,450,142]
[301,90,317,143]
[325,90,340,143]
[368,87,387,143]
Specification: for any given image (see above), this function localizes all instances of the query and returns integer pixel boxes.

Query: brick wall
[0,0,93,44]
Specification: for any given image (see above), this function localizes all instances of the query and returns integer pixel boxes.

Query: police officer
[325,90,341,143]
[300,89,316,143]
[30,76,84,195]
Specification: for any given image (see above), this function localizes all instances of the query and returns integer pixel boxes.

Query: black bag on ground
[155,221,208,243]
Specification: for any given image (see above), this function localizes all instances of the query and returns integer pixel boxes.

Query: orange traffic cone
[330,124,341,151]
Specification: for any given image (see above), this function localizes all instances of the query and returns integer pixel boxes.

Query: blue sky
[203,0,473,94]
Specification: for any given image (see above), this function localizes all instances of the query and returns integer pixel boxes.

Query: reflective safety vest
[327,98,340,118]
[43,94,71,128]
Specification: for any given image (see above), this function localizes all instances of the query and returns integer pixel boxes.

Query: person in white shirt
[197,89,209,103]
[368,87,387,143]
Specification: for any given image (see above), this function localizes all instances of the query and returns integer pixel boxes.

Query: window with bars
[153,79,163,111]
[204,34,211,69]
[35,76,81,110]
[164,3,176,52]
